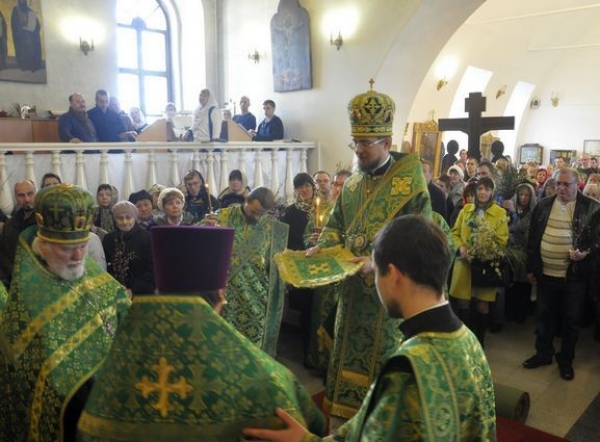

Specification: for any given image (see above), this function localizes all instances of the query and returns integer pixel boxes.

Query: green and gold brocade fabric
[205,205,288,356]
[0,226,130,442]
[78,296,326,442]
[316,152,433,418]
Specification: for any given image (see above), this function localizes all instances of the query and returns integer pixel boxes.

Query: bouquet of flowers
[466,218,507,287]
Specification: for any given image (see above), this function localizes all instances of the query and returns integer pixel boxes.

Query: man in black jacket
[0,179,36,287]
[523,168,599,380]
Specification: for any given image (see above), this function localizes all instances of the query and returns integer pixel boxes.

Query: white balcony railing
[0,141,318,214]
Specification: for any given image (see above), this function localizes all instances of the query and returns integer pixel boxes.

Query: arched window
[117,0,172,119]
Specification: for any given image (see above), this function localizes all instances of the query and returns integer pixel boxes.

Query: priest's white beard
[47,260,85,282]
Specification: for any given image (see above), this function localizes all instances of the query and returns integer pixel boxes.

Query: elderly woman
[583,183,600,201]
[129,107,147,133]
[103,201,155,296]
[154,187,197,226]
[450,177,509,346]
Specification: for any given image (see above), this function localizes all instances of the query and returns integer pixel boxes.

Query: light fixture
[551,91,559,107]
[79,37,94,55]
[248,49,260,64]
[436,77,448,91]
[496,84,507,99]
[330,31,343,50]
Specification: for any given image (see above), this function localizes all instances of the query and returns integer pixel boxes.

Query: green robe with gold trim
[317,152,432,418]
[204,205,288,356]
[78,295,326,442]
[303,325,496,441]
[0,226,130,442]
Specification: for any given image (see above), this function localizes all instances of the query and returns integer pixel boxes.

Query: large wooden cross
[439,92,515,161]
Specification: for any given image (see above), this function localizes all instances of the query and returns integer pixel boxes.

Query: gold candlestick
[315,197,321,228]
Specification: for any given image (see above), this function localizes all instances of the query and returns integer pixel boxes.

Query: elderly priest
[0,184,130,442]
[77,225,326,442]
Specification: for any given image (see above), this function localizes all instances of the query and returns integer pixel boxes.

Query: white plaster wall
[0,0,117,114]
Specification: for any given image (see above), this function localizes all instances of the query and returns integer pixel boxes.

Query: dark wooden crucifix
[439,92,515,161]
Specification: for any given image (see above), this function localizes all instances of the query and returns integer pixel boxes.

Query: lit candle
[315,197,321,228]
[206,183,213,213]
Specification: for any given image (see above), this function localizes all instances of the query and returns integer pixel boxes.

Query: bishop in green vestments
[203,186,289,356]
[309,82,433,418]
[244,215,496,441]
[78,226,325,442]
[0,184,130,442]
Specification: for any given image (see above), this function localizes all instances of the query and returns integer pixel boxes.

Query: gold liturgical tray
[274,245,363,288]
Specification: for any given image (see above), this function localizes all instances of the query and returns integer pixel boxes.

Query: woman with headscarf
[504,181,538,323]
[93,184,118,237]
[450,176,509,347]
[191,89,223,141]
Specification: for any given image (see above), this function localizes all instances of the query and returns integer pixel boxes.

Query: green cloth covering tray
[275,246,363,288]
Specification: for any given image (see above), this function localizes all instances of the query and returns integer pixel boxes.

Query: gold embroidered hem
[275,245,362,288]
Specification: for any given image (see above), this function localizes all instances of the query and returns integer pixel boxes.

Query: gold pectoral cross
[135,357,193,417]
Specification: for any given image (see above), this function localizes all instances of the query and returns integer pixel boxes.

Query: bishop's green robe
[317,152,432,418]
[205,205,288,356]
[78,295,326,442]
[303,315,496,441]
[0,226,130,442]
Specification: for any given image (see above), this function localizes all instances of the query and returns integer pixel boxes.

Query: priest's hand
[243,408,308,442]
[349,256,373,274]
[204,213,219,226]
[306,245,321,257]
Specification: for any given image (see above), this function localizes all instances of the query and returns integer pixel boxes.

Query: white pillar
[237,150,247,182]
[270,149,280,197]
[192,150,201,173]
[122,150,135,198]
[285,149,295,204]
[146,150,158,190]
[206,149,216,197]
[300,148,308,173]
[254,148,264,187]
[99,150,110,184]
[25,151,36,188]
[0,151,13,215]
[51,150,62,179]
[169,150,180,187]
[75,151,88,190]
[219,150,229,194]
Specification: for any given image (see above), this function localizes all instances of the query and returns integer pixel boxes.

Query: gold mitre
[348,79,395,137]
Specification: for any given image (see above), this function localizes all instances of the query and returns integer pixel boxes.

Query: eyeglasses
[555,181,576,187]
[348,138,386,151]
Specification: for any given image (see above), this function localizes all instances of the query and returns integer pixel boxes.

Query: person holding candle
[183,169,220,222]
[280,173,317,365]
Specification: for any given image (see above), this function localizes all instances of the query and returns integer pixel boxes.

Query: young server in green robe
[244,215,496,441]
[78,225,324,442]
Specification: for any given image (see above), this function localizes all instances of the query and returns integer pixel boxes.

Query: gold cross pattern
[135,357,193,417]
[308,262,330,275]
[390,177,412,196]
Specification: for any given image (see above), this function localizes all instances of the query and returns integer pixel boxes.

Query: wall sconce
[496,84,507,99]
[79,37,94,56]
[330,31,343,50]
[550,92,559,107]
[436,77,448,91]
[248,49,260,64]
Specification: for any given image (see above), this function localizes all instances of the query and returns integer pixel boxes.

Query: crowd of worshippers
[57,89,285,144]
[426,140,600,380]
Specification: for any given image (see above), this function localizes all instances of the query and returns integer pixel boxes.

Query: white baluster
[146,150,158,189]
[25,151,36,188]
[219,150,229,194]
[270,149,280,197]
[99,150,110,184]
[0,151,14,215]
[75,151,88,190]
[285,149,294,204]
[122,150,135,198]
[237,150,247,181]
[254,148,264,187]
[300,148,308,173]
[51,150,62,179]
[169,150,180,187]
[206,150,216,197]
[192,150,201,172]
